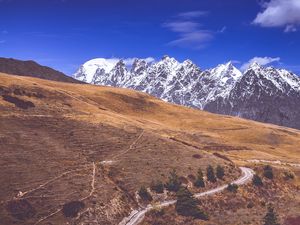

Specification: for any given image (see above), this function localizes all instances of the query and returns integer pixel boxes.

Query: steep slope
[205,63,300,129]
[0,57,82,83]
[74,57,300,129]
[1,73,300,225]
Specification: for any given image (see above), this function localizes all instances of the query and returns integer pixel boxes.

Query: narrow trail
[119,167,255,225]
[33,162,97,225]
[112,130,144,160]
[80,162,96,201]
[15,164,91,199]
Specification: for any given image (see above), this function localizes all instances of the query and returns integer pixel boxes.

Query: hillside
[0,72,299,225]
[0,57,82,84]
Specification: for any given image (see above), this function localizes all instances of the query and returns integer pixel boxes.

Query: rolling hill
[0,57,82,84]
[0,72,299,225]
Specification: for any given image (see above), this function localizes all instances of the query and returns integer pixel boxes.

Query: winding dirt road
[120,167,254,225]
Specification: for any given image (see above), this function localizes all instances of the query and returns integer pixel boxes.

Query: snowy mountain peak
[248,62,262,71]
[210,62,242,81]
[73,58,119,83]
[73,55,300,129]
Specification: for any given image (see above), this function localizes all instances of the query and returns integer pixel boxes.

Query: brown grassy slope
[0,57,82,83]
[0,72,299,225]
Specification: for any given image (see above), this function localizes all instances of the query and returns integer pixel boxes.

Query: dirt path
[112,130,144,160]
[80,162,96,201]
[16,164,91,199]
[119,167,255,225]
[33,162,97,225]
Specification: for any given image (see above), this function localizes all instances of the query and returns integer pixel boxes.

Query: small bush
[150,180,164,193]
[206,165,216,183]
[263,205,280,225]
[283,171,295,180]
[138,186,153,201]
[247,202,255,209]
[165,169,181,192]
[263,165,274,179]
[253,174,263,186]
[194,168,205,188]
[216,165,225,180]
[62,201,85,218]
[150,206,165,217]
[194,178,205,188]
[192,154,202,159]
[227,183,238,193]
[6,199,36,220]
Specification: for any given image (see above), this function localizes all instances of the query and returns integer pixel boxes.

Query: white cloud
[284,25,297,33]
[253,0,300,32]
[241,57,281,71]
[167,30,213,49]
[178,11,209,19]
[163,11,213,49]
[163,21,200,33]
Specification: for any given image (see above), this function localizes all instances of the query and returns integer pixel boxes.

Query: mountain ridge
[73,56,300,129]
[0,57,82,84]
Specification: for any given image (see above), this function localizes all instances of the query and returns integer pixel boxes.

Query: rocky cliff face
[74,57,300,129]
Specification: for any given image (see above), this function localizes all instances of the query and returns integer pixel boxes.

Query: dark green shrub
[263,165,274,179]
[206,165,216,183]
[263,205,280,225]
[253,174,263,186]
[6,199,36,220]
[226,183,238,193]
[138,186,153,201]
[194,168,205,188]
[165,169,181,192]
[150,180,164,193]
[216,165,225,180]
[175,187,208,220]
[62,201,85,218]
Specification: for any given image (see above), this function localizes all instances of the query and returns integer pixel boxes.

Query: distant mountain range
[0,57,81,84]
[74,56,300,129]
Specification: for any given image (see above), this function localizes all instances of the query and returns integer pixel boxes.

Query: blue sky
[1,0,300,75]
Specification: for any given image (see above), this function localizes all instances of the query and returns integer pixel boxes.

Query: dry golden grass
[0,72,299,225]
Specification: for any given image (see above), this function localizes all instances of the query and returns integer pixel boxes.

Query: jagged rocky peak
[73,56,300,129]
[182,59,199,69]
[131,58,148,74]
[160,55,180,67]
[209,61,242,84]
[247,62,262,71]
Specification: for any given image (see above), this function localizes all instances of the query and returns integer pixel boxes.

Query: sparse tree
[165,169,181,192]
[226,183,238,193]
[138,186,152,201]
[216,165,225,180]
[150,180,164,193]
[206,165,216,183]
[175,187,208,220]
[194,168,205,188]
[263,165,274,179]
[263,205,280,225]
[253,174,263,186]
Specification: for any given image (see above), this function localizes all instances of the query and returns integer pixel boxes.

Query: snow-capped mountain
[73,57,300,129]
